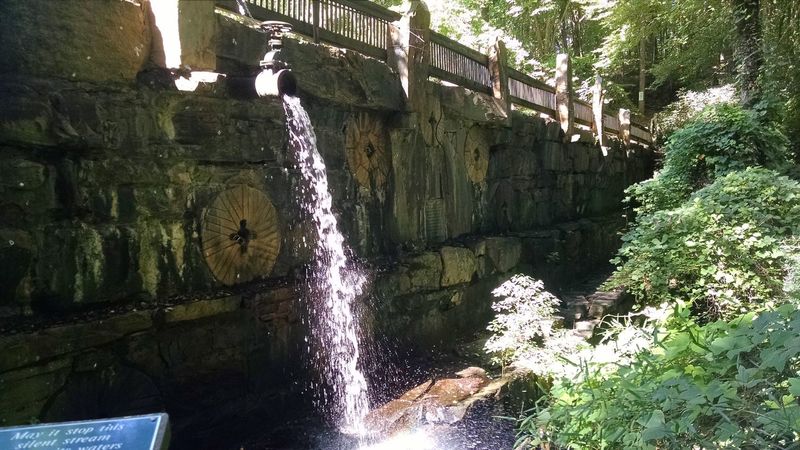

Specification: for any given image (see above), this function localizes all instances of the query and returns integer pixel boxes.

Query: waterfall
[282,95,370,434]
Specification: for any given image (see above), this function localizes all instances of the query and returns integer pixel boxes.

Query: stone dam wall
[0,0,654,439]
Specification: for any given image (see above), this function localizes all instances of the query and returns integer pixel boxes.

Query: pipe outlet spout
[255,20,296,97]
[256,68,296,97]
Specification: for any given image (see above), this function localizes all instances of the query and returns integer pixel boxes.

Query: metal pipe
[255,68,297,97]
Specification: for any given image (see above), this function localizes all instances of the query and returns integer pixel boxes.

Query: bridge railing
[216,0,652,145]
[429,31,492,95]
[218,0,400,59]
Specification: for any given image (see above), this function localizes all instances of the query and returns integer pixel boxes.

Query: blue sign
[0,413,169,450]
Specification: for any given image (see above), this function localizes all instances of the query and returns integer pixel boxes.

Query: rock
[540,141,564,171]
[364,367,496,435]
[543,120,564,141]
[400,379,434,401]
[0,357,73,426]
[406,252,443,291]
[177,0,218,71]
[569,143,591,172]
[439,247,477,286]
[0,92,55,147]
[161,295,241,323]
[364,399,425,435]
[281,38,403,111]
[423,376,489,405]
[0,160,47,190]
[438,86,508,124]
[484,237,522,273]
[455,366,489,380]
[0,0,150,82]
[0,311,152,373]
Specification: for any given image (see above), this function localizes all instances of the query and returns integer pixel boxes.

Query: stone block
[281,38,403,111]
[439,247,477,286]
[544,120,563,141]
[406,252,443,291]
[376,269,412,298]
[36,224,127,307]
[484,237,522,273]
[439,85,508,124]
[178,0,217,71]
[0,0,150,82]
[0,311,152,373]
[0,229,34,311]
[0,160,47,190]
[214,11,267,73]
[0,90,55,147]
[520,230,559,266]
[569,143,591,172]
[161,295,241,323]
[0,357,72,425]
[540,141,565,171]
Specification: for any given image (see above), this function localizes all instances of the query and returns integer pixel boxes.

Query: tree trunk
[732,0,762,107]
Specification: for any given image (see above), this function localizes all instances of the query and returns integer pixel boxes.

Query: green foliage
[597,0,733,89]
[484,275,562,367]
[629,104,791,215]
[521,303,800,449]
[652,84,737,142]
[610,168,800,321]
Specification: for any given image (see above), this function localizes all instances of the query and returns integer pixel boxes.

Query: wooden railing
[429,31,492,94]
[604,114,621,133]
[631,124,652,142]
[216,0,652,144]
[574,100,594,126]
[218,0,400,60]
[507,67,557,115]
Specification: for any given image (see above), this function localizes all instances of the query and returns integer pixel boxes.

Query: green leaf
[789,378,800,397]
[642,410,667,442]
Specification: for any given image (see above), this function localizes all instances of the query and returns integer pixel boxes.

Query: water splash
[357,430,439,450]
[282,95,370,434]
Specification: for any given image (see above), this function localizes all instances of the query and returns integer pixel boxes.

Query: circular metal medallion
[345,113,390,190]
[464,126,489,184]
[201,185,280,285]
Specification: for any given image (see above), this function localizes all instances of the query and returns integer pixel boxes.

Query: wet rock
[423,376,488,405]
[455,366,489,380]
[364,367,500,436]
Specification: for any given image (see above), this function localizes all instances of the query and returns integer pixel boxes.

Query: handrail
[216,0,652,144]
[429,31,492,94]
[334,0,400,22]
[506,67,554,93]
[217,0,397,59]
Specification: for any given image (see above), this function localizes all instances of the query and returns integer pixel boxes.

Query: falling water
[282,95,371,434]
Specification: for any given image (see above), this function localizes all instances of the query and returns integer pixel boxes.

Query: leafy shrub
[522,303,800,450]
[484,275,581,373]
[609,168,800,321]
[629,104,792,214]
[653,85,737,142]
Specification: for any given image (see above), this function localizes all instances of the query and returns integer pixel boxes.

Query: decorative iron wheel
[201,185,280,285]
[464,125,489,184]
[345,113,390,190]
